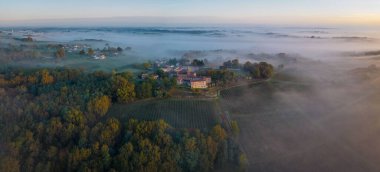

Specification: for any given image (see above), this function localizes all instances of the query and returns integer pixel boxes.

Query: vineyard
[109,99,220,129]
[219,79,333,171]
[220,81,309,114]
[220,82,278,114]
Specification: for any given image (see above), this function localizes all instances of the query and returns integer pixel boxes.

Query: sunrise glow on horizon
[1,0,380,26]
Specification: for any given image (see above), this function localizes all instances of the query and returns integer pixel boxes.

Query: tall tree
[87,96,111,118]
[113,76,135,103]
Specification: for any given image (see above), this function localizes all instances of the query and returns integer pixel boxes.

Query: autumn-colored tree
[238,153,248,172]
[211,125,227,141]
[143,62,152,69]
[0,69,242,172]
[87,96,111,118]
[68,147,91,170]
[231,120,240,136]
[0,157,20,172]
[40,69,54,85]
[88,48,94,56]
[27,75,37,84]
[55,47,65,58]
[120,71,134,81]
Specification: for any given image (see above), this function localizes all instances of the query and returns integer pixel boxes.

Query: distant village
[64,43,127,60]
[1,29,128,60]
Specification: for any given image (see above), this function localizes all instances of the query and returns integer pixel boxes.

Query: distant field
[0,35,145,72]
[6,53,144,73]
[108,99,220,129]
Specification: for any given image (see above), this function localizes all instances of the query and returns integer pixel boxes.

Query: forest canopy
[0,68,244,172]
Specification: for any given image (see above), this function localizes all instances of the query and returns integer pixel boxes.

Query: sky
[1,0,380,26]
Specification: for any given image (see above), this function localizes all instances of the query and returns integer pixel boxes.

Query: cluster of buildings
[62,44,108,60]
[140,73,159,80]
[92,47,124,60]
[176,71,211,89]
[65,44,124,60]
[63,44,90,53]
[160,65,211,89]
[93,53,107,60]
[150,58,213,89]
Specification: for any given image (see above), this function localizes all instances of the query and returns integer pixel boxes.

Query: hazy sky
[1,0,380,26]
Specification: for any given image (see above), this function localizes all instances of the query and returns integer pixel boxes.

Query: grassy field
[108,98,220,129]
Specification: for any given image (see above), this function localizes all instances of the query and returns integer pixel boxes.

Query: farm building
[93,53,106,60]
[189,79,208,89]
[177,73,211,89]
[140,73,159,80]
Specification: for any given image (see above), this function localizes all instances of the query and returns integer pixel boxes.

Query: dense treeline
[0,68,244,172]
[198,69,237,85]
[0,42,69,63]
[135,70,176,99]
[220,59,274,79]
[243,61,274,79]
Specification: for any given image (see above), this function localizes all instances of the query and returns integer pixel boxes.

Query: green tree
[141,82,152,98]
[258,62,274,79]
[183,137,199,171]
[100,118,121,145]
[68,148,91,170]
[45,117,63,144]
[113,76,136,103]
[64,108,86,126]
[79,49,85,55]
[232,59,239,68]
[243,61,274,79]
[101,145,111,170]
[192,59,205,66]
[116,143,134,171]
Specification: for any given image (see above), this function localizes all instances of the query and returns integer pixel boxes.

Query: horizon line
[1,16,380,28]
